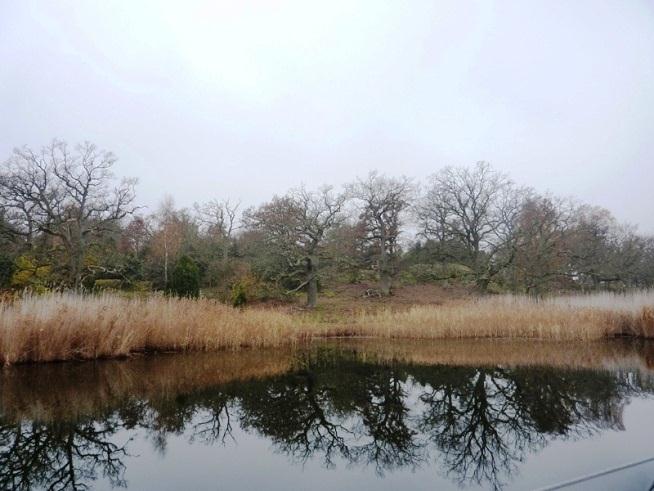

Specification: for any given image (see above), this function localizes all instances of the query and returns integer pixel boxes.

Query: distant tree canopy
[2,140,654,304]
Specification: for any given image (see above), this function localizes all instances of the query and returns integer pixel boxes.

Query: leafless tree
[348,172,414,296]
[566,205,648,289]
[510,195,574,294]
[195,199,240,265]
[245,185,345,308]
[417,162,526,291]
[150,196,189,286]
[120,215,152,256]
[0,140,137,287]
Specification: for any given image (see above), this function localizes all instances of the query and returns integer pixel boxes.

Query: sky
[1,0,653,232]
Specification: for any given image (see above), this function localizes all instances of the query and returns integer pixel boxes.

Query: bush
[11,255,51,290]
[169,256,200,298]
[403,263,472,284]
[230,281,247,307]
[227,273,287,306]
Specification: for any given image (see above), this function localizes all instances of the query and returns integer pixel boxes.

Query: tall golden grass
[344,292,654,341]
[1,291,653,364]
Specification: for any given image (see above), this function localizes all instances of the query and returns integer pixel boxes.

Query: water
[2,339,654,490]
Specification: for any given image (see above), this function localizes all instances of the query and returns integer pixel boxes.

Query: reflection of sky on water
[95,389,654,491]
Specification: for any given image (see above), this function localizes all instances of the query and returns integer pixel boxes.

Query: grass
[1,290,654,365]
[343,292,654,340]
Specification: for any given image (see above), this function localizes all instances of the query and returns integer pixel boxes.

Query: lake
[2,339,654,490]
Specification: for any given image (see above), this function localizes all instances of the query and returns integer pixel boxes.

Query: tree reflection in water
[1,346,653,490]
[0,419,129,490]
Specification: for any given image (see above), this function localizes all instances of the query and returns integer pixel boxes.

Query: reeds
[1,291,653,365]
[0,293,318,365]
[347,293,654,341]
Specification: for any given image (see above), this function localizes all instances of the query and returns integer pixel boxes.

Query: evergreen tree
[169,256,200,298]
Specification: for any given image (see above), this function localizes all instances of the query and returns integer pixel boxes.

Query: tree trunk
[379,273,392,296]
[70,233,85,289]
[306,256,318,308]
[475,274,490,292]
[72,253,83,289]
[378,228,392,296]
[164,241,169,286]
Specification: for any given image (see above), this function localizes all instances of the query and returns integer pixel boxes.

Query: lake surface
[2,339,654,490]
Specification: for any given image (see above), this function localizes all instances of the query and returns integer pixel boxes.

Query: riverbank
[1,291,653,365]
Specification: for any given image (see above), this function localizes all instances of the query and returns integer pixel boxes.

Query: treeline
[1,140,653,306]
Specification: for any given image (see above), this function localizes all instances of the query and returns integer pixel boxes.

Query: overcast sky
[1,1,653,231]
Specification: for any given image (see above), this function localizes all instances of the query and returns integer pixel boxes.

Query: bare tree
[510,195,573,294]
[348,172,413,296]
[150,196,188,286]
[245,186,345,308]
[0,140,137,287]
[120,215,152,256]
[195,199,240,265]
[417,162,526,291]
[567,205,648,289]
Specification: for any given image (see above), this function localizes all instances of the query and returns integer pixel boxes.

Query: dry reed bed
[0,294,320,365]
[1,291,654,364]
[346,295,654,341]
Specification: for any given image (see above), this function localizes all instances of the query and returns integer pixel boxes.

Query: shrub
[169,256,200,298]
[231,281,248,307]
[11,255,51,290]
[228,273,286,306]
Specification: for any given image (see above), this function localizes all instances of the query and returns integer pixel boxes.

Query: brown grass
[344,293,654,340]
[1,291,654,365]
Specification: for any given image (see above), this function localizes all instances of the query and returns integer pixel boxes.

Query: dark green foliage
[0,254,15,288]
[169,256,200,298]
[123,256,144,282]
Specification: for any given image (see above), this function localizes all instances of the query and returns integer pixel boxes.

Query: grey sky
[1,1,653,231]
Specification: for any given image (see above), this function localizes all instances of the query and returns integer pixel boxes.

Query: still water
[2,339,654,490]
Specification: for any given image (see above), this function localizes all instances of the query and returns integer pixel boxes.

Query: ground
[284,283,475,318]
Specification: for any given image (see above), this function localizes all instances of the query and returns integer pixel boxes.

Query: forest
[1,139,653,308]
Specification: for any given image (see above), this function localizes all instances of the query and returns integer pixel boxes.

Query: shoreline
[1,291,653,366]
